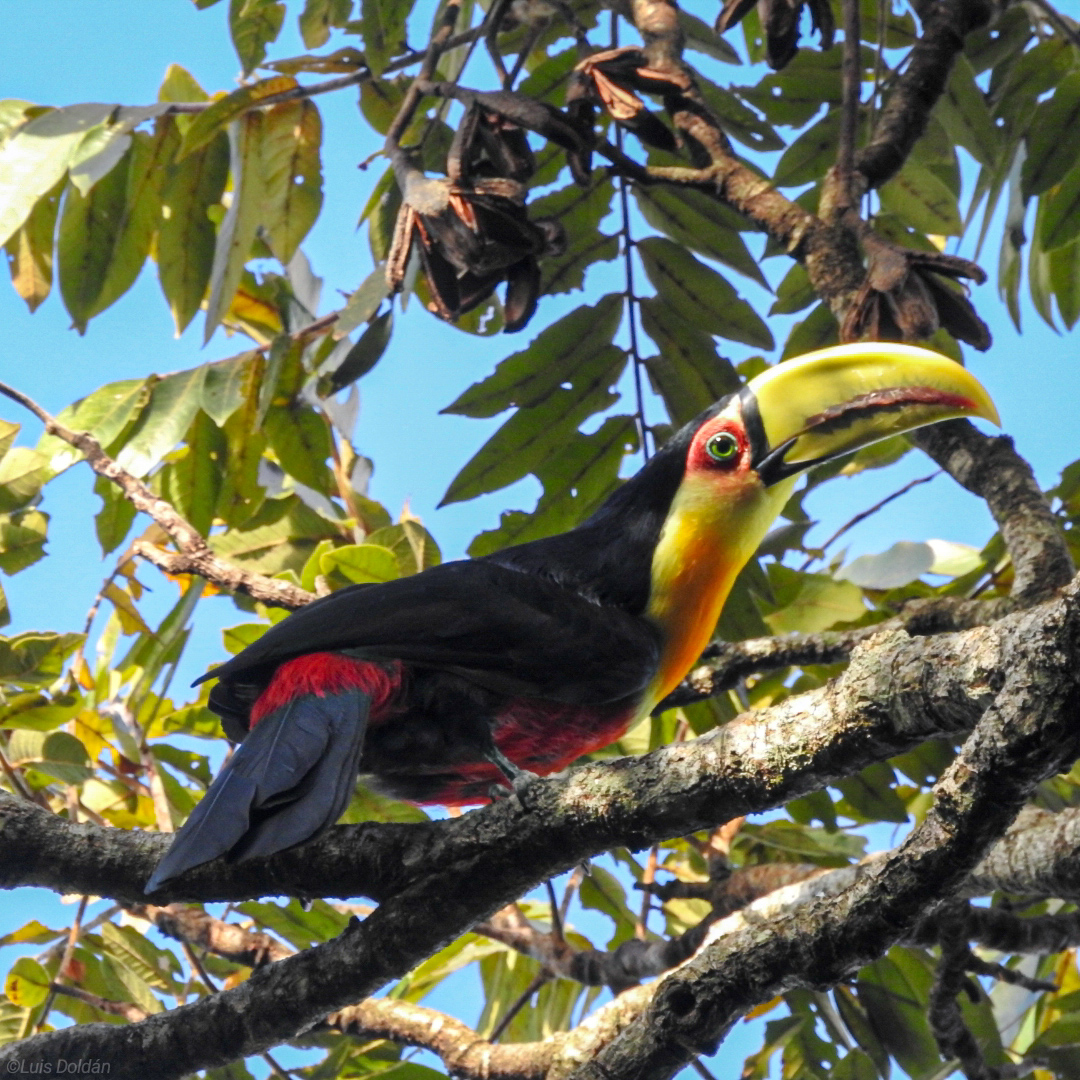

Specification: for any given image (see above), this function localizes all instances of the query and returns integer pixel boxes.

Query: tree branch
[854,0,994,191]
[911,422,1074,604]
[568,579,1080,1080]
[0,381,315,611]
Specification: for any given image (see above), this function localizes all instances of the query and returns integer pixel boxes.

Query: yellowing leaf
[178,76,297,160]
[4,957,50,1008]
[104,582,152,636]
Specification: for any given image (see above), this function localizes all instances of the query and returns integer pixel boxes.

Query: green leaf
[1050,236,1080,329]
[210,498,335,575]
[0,631,82,687]
[334,265,391,338]
[100,922,180,993]
[161,409,227,535]
[857,949,942,1080]
[103,123,179,314]
[738,46,844,127]
[1029,210,1057,329]
[8,729,90,784]
[203,113,266,342]
[319,309,393,395]
[230,0,286,75]
[445,295,622,418]
[770,262,815,315]
[3,177,62,313]
[94,474,136,556]
[680,10,740,64]
[633,184,767,286]
[579,865,637,948]
[935,55,1000,170]
[320,543,400,585]
[880,160,962,236]
[56,163,127,333]
[158,63,209,106]
[0,921,62,948]
[528,180,618,296]
[782,302,839,359]
[774,110,839,188]
[361,0,410,76]
[202,350,257,426]
[298,0,353,48]
[442,373,624,507]
[836,763,909,823]
[638,237,773,349]
[763,565,865,634]
[639,299,740,425]
[467,416,637,556]
[4,957,50,1008]
[238,897,348,949]
[159,131,229,335]
[0,508,48,575]
[0,447,48,513]
[263,403,333,491]
[1039,166,1080,252]
[260,100,323,263]
[0,103,115,248]
[698,78,783,152]
[1023,71,1080,197]
[740,819,865,861]
[37,378,150,475]
[365,521,442,576]
[115,365,207,477]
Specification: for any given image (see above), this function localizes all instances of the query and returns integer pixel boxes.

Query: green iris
[706,432,739,463]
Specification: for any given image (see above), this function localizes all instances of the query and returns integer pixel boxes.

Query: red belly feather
[249,653,636,808]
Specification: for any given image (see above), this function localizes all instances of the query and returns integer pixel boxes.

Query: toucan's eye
[705,431,739,464]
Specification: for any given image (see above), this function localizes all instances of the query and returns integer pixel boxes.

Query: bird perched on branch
[146,344,998,892]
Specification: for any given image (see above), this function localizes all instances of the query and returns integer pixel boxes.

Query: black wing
[199,560,662,726]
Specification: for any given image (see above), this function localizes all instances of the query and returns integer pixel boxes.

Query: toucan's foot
[483,746,539,805]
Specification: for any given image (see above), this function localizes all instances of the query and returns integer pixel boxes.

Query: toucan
[146,344,998,892]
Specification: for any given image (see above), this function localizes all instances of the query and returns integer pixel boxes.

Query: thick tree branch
[0,606,1012,904]
[854,0,993,191]
[568,578,1080,1080]
[912,422,1074,603]
[0,381,315,611]
[4,577,1080,1076]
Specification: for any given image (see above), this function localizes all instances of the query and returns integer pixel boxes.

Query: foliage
[1,0,1080,1077]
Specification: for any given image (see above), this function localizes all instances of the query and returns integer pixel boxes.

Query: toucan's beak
[741,343,1000,487]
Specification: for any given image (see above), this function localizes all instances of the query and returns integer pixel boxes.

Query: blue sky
[1,2,1079,1077]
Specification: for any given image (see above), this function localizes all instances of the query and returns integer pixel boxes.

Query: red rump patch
[250,653,402,726]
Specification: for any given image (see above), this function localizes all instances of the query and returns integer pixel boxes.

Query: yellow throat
[641,469,796,715]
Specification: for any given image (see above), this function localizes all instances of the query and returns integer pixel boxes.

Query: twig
[635,845,659,940]
[798,470,941,571]
[385,0,462,151]
[490,970,551,1042]
[1027,0,1080,50]
[613,10,651,463]
[35,894,89,1031]
[162,25,487,116]
[49,983,148,1024]
[837,0,862,192]
[0,381,315,611]
[928,909,997,1080]
[0,742,40,805]
[485,0,513,87]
